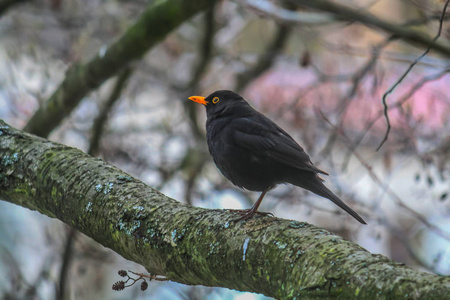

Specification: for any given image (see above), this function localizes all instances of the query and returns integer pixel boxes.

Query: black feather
[192,90,366,224]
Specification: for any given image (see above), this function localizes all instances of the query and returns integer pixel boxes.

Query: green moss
[13,184,28,195]
[111,230,120,242]
[45,152,55,159]
[51,186,58,200]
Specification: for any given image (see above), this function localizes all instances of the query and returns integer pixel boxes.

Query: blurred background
[0,0,449,299]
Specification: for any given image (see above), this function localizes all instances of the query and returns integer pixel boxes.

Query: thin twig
[235,1,295,92]
[128,270,169,282]
[319,40,448,69]
[58,227,77,300]
[183,2,217,140]
[376,0,450,151]
[291,0,450,56]
[319,111,450,241]
[239,0,334,25]
[181,2,217,204]
[88,67,132,156]
[343,68,449,169]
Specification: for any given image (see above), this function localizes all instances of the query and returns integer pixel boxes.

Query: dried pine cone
[141,280,148,291]
[118,270,128,277]
[112,281,125,291]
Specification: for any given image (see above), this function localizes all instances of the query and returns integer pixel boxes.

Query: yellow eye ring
[212,97,220,104]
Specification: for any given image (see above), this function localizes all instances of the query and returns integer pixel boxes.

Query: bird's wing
[232,117,328,175]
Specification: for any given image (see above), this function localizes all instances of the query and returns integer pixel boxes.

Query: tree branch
[0,0,30,16]
[238,0,334,25]
[1,119,449,298]
[235,1,295,92]
[88,67,132,156]
[291,0,450,57]
[376,0,450,151]
[23,0,214,138]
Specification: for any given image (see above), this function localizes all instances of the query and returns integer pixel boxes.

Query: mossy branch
[23,0,214,138]
[0,119,448,299]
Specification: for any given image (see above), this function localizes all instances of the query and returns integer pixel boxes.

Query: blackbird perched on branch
[188,90,366,224]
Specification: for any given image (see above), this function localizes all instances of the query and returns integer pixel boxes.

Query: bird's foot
[230,208,274,222]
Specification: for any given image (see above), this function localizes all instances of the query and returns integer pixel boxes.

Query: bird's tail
[292,176,367,224]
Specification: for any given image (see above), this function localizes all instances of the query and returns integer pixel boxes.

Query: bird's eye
[212,97,220,104]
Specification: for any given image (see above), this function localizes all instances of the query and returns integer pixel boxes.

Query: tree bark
[0,119,448,299]
[23,0,214,138]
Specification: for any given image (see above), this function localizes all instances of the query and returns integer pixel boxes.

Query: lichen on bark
[1,119,449,299]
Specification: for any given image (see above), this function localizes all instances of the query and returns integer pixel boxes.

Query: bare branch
[89,67,132,156]
[321,41,448,69]
[0,0,30,16]
[235,1,295,92]
[23,0,215,138]
[237,0,334,25]
[376,0,450,151]
[290,0,450,56]
[319,112,450,242]
[338,68,449,165]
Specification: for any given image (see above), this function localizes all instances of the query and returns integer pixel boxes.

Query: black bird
[188,90,366,224]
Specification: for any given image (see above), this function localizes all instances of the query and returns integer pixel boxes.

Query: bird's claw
[230,209,274,222]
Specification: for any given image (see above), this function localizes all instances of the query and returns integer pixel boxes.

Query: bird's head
[188,90,247,116]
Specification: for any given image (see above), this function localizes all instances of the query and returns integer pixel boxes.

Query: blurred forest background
[0,0,449,299]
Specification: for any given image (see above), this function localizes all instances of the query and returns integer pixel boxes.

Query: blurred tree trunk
[1,119,448,299]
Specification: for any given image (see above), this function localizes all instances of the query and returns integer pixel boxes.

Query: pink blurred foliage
[246,66,449,140]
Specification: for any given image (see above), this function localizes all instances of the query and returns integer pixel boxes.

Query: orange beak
[188,96,208,105]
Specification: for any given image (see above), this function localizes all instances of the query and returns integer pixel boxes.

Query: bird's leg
[232,189,273,221]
